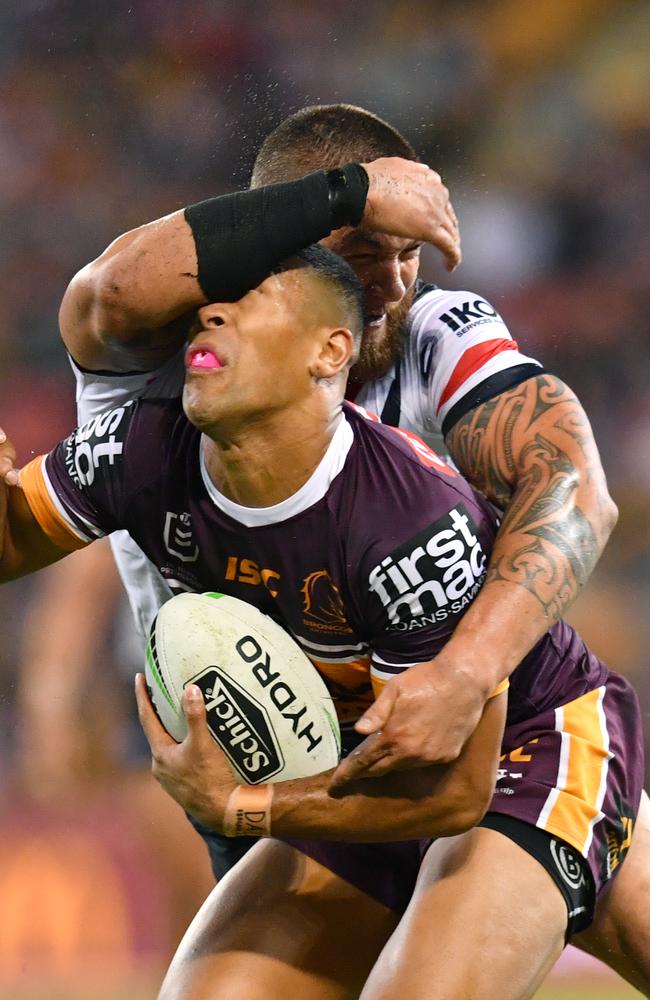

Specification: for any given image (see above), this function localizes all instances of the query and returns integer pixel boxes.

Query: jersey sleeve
[20,400,137,550]
[69,348,185,423]
[410,287,543,436]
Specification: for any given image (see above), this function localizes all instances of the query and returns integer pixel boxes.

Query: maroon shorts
[285,672,645,925]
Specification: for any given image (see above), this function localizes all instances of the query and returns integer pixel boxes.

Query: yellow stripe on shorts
[538,686,613,857]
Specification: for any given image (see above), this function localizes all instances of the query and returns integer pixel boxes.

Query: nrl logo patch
[164,511,199,563]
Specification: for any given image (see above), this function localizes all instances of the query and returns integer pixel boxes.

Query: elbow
[423,778,494,839]
[442,796,491,838]
[62,263,135,346]
[446,803,490,837]
[585,485,618,556]
[601,493,618,543]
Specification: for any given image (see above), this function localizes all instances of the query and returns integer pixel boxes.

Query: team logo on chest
[368,504,487,631]
[164,511,199,563]
[301,570,353,634]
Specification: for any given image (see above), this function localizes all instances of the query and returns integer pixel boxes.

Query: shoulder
[63,396,187,491]
[74,394,184,443]
[405,282,542,433]
[343,401,455,479]
[340,404,497,545]
[405,282,519,395]
[408,282,509,349]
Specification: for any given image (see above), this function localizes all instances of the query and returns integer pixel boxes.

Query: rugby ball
[145,592,341,784]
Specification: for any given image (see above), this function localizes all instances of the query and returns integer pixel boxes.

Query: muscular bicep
[444,373,617,616]
[59,213,200,373]
[60,270,193,374]
[1,484,80,581]
[446,374,612,515]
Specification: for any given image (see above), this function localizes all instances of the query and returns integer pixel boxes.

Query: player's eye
[347,254,377,264]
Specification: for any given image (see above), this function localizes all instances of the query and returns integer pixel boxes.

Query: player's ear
[310,327,354,379]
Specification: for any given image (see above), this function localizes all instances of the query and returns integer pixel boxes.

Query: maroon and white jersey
[69,281,542,637]
[22,400,607,733]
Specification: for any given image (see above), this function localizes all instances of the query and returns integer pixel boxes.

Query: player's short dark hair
[278,244,365,358]
[251,104,418,188]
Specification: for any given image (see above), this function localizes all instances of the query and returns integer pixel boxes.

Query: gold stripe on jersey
[309,656,374,723]
[20,456,89,552]
[539,686,611,856]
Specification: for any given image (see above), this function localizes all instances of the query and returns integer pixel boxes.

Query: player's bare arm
[447,373,616,628]
[333,373,617,784]
[0,446,74,582]
[135,673,505,842]
[60,158,460,374]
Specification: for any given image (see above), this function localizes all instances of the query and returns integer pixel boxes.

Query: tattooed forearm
[446,374,617,621]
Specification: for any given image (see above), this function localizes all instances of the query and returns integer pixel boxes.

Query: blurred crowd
[0,1,648,992]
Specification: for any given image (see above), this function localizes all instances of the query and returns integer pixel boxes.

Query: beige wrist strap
[223,785,274,838]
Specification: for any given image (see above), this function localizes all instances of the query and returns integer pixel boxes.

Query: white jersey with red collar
[354,281,542,456]
[69,282,542,639]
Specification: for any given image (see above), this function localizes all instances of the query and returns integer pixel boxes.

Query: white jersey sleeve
[68,350,185,641]
[70,348,185,424]
[409,287,543,435]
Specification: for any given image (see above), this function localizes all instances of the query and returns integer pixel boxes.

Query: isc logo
[225,557,281,597]
[192,665,284,783]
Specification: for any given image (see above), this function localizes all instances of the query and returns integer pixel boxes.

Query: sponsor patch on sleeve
[63,401,134,490]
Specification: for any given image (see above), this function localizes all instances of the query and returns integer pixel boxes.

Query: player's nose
[367,259,406,305]
[197,302,230,328]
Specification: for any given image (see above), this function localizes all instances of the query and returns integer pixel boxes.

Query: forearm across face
[445,374,617,681]
[60,166,368,372]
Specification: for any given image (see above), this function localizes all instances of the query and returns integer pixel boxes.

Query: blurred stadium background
[0,0,647,997]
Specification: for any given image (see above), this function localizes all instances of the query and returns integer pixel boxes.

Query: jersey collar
[199,415,354,527]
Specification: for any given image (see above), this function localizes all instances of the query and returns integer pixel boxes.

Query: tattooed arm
[442,373,616,658]
[330,374,617,785]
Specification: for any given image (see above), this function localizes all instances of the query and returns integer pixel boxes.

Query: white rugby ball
[145,591,341,784]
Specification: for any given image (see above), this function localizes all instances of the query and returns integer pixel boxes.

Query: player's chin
[182,380,219,431]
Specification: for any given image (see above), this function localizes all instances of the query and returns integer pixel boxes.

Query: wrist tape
[184,164,368,303]
[223,784,274,838]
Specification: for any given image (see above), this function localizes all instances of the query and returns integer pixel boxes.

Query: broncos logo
[301,570,351,630]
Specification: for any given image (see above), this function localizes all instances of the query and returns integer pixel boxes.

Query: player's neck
[202,404,343,508]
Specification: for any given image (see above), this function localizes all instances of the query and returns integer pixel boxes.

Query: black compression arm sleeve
[184,164,368,302]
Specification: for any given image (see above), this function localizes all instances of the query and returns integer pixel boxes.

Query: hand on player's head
[361,158,461,271]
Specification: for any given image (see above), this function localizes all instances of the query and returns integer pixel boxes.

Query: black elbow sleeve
[184,164,368,303]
